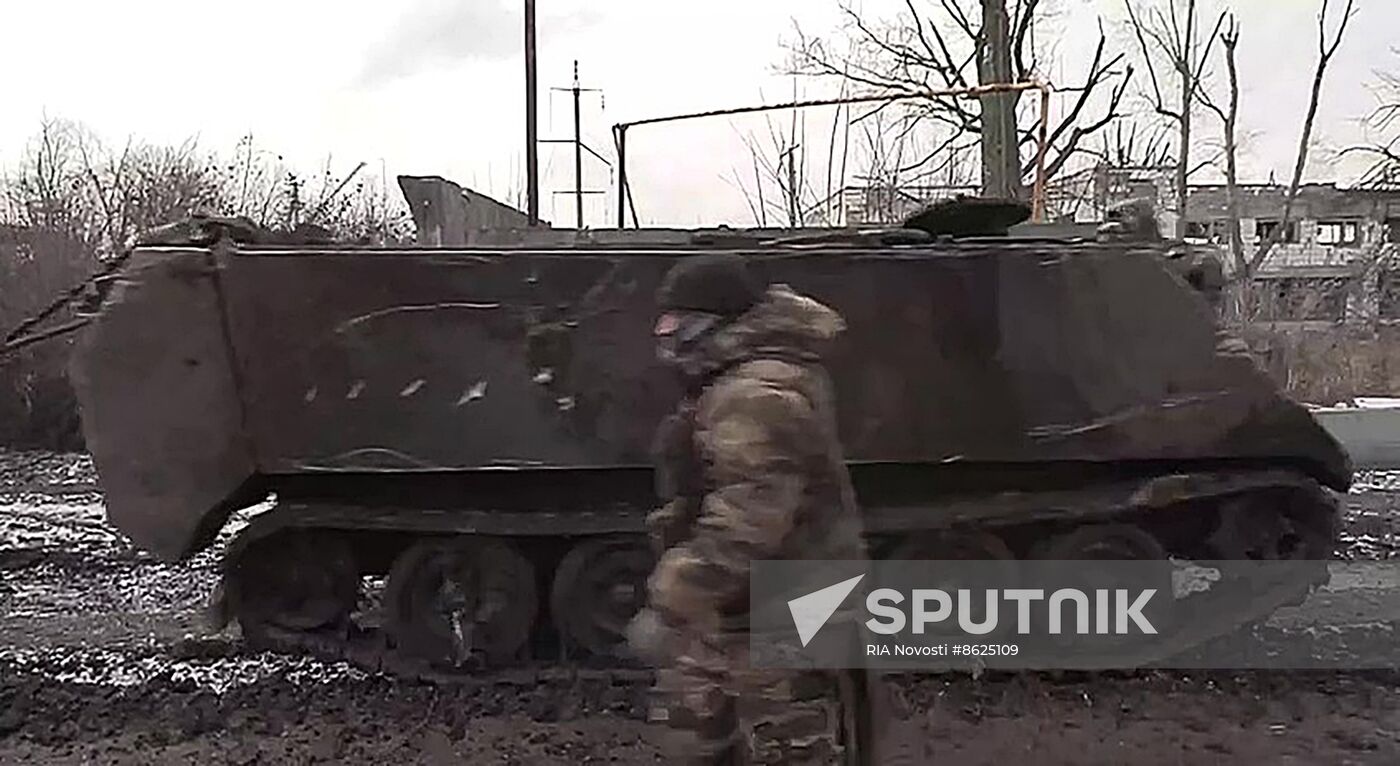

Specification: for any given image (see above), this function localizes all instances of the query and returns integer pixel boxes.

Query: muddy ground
[3,452,1400,764]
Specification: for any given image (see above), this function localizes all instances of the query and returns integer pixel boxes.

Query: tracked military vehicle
[67,208,1350,673]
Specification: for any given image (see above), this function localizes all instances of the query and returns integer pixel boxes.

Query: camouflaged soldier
[626,254,880,765]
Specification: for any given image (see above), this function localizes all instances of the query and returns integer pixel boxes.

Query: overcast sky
[2,0,1396,227]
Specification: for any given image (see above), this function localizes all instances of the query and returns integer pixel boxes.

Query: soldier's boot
[650,671,748,766]
[656,727,748,766]
[836,669,888,766]
[748,702,845,764]
[742,673,852,765]
[692,702,748,766]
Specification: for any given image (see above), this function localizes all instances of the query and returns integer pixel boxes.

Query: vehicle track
[4,452,1400,764]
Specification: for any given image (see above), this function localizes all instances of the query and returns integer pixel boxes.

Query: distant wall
[397,175,536,246]
[462,188,534,233]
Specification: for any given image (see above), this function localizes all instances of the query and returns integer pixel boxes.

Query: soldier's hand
[624,607,674,664]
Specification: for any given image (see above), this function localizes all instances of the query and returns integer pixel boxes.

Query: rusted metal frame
[1033,84,1052,224]
[612,125,641,229]
[1,249,133,354]
[611,80,1057,228]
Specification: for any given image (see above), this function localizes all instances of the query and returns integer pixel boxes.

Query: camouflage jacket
[646,284,868,635]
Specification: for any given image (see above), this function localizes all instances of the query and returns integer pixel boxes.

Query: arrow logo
[786,574,865,647]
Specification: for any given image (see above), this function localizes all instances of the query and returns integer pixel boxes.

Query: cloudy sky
[1,0,1396,227]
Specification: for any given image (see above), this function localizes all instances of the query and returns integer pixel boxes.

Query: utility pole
[572,61,584,228]
[978,0,1023,201]
[524,0,540,225]
[546,60,608,229]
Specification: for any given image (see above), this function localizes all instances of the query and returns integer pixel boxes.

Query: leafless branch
[786,0,1128,193]
[1125,1,1178,120]
[1345,46,1400,189]
[1246,0,1357,276]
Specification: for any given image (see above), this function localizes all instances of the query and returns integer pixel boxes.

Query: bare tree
[1202,0,1355,296]
[1186,0,1356,327]
[787,0,1132,192]
[0,118,414,448]
[731,111,813,228]
[1123,0,1228,237]
[0,119,225,258]
[1255,0,1358,277]
[214,136,411,243]
[852,105,981,222]
[1091,119,1176,169]
[728,92,984,228]
[1343,48,1400,190]
[1195,15,1243,270]
[726,79,824,228]
[979,0,1022,198]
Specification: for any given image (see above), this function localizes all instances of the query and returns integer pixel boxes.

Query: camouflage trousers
[648,653,879,765]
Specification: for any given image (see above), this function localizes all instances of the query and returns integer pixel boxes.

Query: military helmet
[656,253,763,318]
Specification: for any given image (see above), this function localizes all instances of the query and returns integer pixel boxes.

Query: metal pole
[627,177,640,228]
[616,84,1042,131]
[524,0,539,225]
[615,125,628,229]
[573,60,584,229]
[612,80,1055,227]
[1033,86,1051,223]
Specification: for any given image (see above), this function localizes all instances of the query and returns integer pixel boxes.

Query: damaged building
[1081,165,1400,325]
[1179,184,1400,326]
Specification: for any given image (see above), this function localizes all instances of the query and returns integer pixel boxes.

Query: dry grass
[1238,323,1400,404]
[0,228,94,450]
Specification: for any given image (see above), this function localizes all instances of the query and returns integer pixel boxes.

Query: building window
[1256,219,1299,244]
[1256,276,1348,321]
[1316,219,1361,246]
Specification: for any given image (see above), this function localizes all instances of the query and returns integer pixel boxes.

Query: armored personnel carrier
[67,211,1349,672]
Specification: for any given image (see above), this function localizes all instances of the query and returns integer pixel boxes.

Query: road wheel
[384,537,537,667]
[879,530,1019,640]
[550,536,654,658]
[228,530,359,635]
[1030,522,1174,661]
[1031,522,1168,561]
